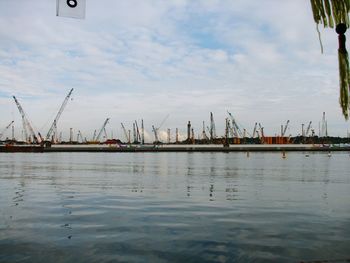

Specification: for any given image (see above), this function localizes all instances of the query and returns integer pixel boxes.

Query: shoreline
[1,144,350,153]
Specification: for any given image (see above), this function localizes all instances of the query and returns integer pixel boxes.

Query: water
[0,152,349,262]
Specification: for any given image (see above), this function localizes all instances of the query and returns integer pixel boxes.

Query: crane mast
[0,121,14,140]
[258,123,265,143]
[135,120,141,143]
[13,96,40,143]
[152,114,169,144]
[96,118,110,142]
[210,112,216,140]
[227,119,237,138]
[227,111,244,138]
[121,123,129,143]
[141,119,145,144]
[305,121,312,136]
[202,121,209,140]
[46,88,74,141]
[252,123,257,138]
[92,129,97,141]
[282,120,290,137]
[152,125,159,143]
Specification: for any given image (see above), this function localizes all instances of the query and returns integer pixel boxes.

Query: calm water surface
[0,152,349,262]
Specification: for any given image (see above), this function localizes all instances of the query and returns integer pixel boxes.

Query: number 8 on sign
[67,0,77,8]
[57,0,86,19]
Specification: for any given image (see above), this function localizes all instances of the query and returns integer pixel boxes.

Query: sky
[0,0,349,142]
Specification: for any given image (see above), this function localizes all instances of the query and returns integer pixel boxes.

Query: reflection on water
[0,152,350,262]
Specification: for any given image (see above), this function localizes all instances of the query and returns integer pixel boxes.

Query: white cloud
[0,0,349,140]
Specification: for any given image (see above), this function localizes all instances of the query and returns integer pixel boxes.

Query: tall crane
[227,111,244,138]
[202,121,209,140]
[141,119,145,144]
[13,96,41,143]
[152,125,159,143]
[46,88,74,142]
[95,118,110,142]
[281,120,290,137]
[305,121,312,137]
[152,114,169,143]
[252,123,258,138]
[226,119,236,138]
[121,123,130,143]
[92,129,97,141]
[0,121,14,140]
[210,112,216,140]
[258,123,265,143]
[135,120,141,143]
[133,123,137,143]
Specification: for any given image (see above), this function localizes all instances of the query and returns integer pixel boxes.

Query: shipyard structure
[1,90,350,152]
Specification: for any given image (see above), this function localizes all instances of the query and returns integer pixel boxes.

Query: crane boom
[252,123,257,138]
[0,121,14,140]
[305,121,312,136]
[227,111,244,138]
[151,114,169,144]
[46,88,73,141]
[202,121,209,140]
[258,123,265,143]
[96,118,110,142]
[13,96,40,143]
[158,114,169,130]
[141,119,145,144]
[135,121,141,142]
[210,112,216,140]
[152,125,159,142]
[121,123,129,143]
[282,120,290,137]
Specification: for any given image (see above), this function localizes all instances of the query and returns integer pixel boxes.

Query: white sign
[56,0,86,19]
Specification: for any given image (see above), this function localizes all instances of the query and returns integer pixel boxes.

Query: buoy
[305,154,309,157]
[282,151,286,159]
[328,151,331,157]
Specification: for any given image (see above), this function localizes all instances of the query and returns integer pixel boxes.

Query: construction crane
[0,121,14,140]
[226,119,233,137]
[225,118,237,138]
[252,123,258,138]
[227,111,244,138]
[46,88,73,142]
[135,120,141,143]
[121,123,130,143]
[152,114,169,143]
[210,112,216,140]
[202,121,209,140]
[13,96,41,144]
[305,121,312,137]
[226,119,237,138]
[225,118,229,141]
[92,129,97,141]
[281,120,290,137]
[132,123,137,143]
[258,123,265,143]
[141,119,145,144]
[95,118,110,142]
[152,125,159,143]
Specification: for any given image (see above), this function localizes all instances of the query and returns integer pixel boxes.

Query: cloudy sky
[0,0,349,142]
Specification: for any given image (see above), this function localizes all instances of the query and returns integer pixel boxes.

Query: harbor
[1,1,350,262]
[1,89,350,152]
[1,142,350,152]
